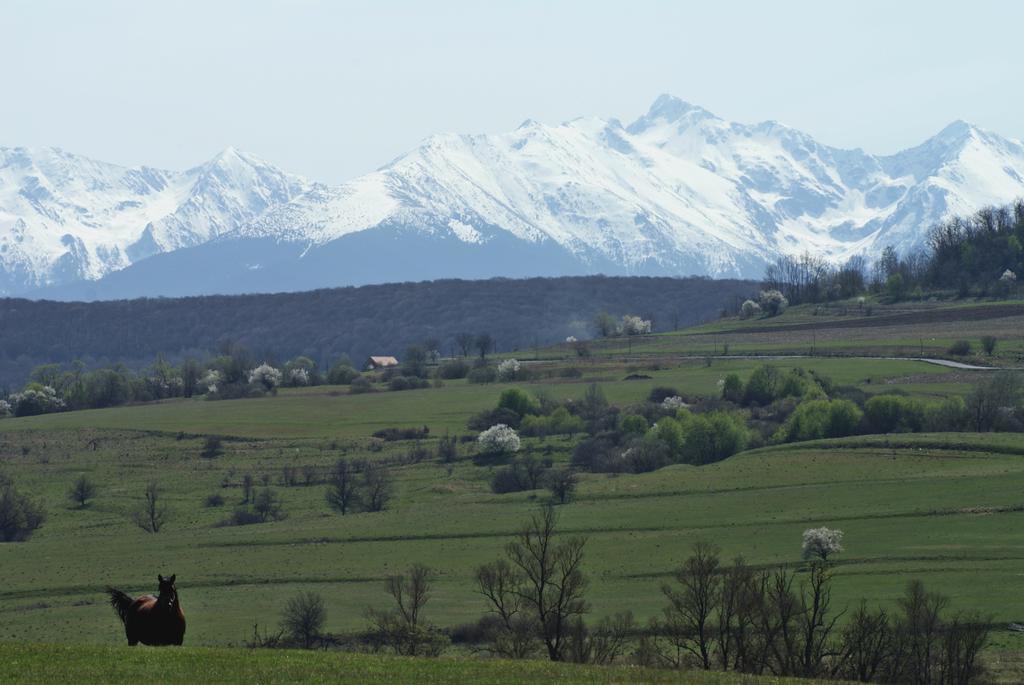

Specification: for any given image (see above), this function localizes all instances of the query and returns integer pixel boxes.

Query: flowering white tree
[477,424,521,454]
[621,315,652,336]
[497,358,521,381]
[759,289,789,317]
[8,386,65,417]
[0,399,10,417]
[661,395,686,411]
[565,336,578,343]
[801,527,844,561]
[249,363,283,392]
[200,369,223,395]
[739,299,761,320]
[288,367,311,386]
[1000,269,1017,284]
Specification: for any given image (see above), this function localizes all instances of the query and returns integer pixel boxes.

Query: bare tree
[475,333,495,359]
[545,468,578,505]
[657,540,721,669]
[455,332,474,358]
[366,564,447,656]
[362,463,394,512]
[280,591,326,649]
[241,473,254,504]
[67,475,97,508]
[475,559,537,658]
[325,458,360,515]
[504,505,589,661]
[133,481,168,533]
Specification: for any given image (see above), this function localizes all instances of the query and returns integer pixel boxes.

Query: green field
[1,302,1023,682]
[0,643,842,685]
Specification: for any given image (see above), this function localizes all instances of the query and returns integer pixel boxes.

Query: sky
[4,0,1022,183]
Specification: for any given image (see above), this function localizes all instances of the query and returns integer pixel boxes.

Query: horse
[106,574,186,646]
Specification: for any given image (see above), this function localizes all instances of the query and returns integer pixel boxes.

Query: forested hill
[0,276,753,387]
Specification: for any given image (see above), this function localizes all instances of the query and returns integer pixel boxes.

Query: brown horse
[107,574,186,646]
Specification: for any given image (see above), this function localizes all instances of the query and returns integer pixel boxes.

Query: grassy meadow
[1,300,1024,681]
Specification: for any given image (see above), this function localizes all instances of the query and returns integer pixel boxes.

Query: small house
[365,355,399,370]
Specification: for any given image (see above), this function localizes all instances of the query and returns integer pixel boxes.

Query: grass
[0,643,840,685]
[1,299,1023,680]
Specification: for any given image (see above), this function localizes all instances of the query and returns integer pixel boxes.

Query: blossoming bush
[497,359,522,381]
[477,424,521,454]
[8,386,65,417]
[248,363,283,392]
[802,526,844,561]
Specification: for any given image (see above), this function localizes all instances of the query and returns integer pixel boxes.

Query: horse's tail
[106,587,134,624]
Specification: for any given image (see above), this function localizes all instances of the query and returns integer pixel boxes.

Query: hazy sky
[4,0,1022,183]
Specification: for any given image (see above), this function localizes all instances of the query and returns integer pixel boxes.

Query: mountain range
[4,94,1024,300]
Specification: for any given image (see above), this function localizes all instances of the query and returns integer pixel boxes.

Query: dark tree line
[0,275,753,387]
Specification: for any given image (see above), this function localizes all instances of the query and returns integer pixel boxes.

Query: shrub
[373,426,430,441]
[327,363,359,385]
[864,394,925,433]
[468,407,522,431]
[280,591,327,649]
[802,526,843,561]
[467,366,497,384]
[8,385,65,417]
[248,363,282,392]
[739,299,761,319]
[619,414,648,435]
[0,476,46,541]
[497,359,522,381]
[923,396,970,432]
[204,493,225,507]
[647,386,681,404]
[497,388,536,418]
[545,469,579,504]
[388,375,429,391]
[720,374,743,403]
[948,339,972,356]
[490,455,551,494]
[775,399,863,443]
[477,424,521,455]
[200,435,224,459]
[67,475,97,508]
[743,365,781,406]
[758,289,788,316]
[437,359,470,379]
[349,376,374,394]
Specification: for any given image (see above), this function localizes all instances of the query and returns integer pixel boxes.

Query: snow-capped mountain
[0,146,309,294]
[7,95,1024,300]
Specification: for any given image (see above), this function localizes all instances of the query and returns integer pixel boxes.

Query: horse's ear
[169,574,176,584]
[158,574,164,582]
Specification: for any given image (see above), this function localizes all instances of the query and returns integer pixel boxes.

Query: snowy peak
[5,95,1024,299]
[0,146,309,292]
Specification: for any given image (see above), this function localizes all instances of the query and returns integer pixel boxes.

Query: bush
[8,385,65,417]
[373,426,429,441]
[923,396,970,432]
[739,299,761,319]
[467,366,497,384]
[497,388,536,418]
[468,407,522,431]
[864,394,925,433]
[477,424,521,455]
[388,375,430,391]
[204,493,225,507]
[437,359,470,379]
[647,386,681,404]
[327,363,359,385]
[350,376,374,394]
[200,435,224,459]
[948,339,972,356]
[775,399,863,443]
[743,365,782,406]
[619,414,648,435]
[0,476,46,541]
[281,591,327,649]
[720,374,743,403]
[497,359,522,381]
[758,289,788,316]
[520,407,585,438]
